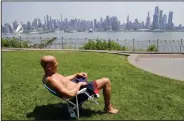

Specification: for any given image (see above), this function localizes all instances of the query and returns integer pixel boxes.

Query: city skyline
[2,2,184,26]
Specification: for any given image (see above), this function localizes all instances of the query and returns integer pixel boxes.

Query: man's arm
[66,72,88,81]
[47,77,86,98]
[65,73,77,81]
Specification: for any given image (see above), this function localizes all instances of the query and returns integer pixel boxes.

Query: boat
[149,29,165,32]
[88,28,94,33]
[29,29,49,34]
[54,31,60,34]
[29,30,44,34]
[178,29,184,32]
[65,29,77,33]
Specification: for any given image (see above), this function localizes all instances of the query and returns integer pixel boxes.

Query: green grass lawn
[2,51,184,120]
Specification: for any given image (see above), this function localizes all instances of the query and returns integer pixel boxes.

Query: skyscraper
[162,14,167,27]
[152,6,159,29]
[145,12,151,29]
[142,21,144,28]
[27,21,32,30]
[126,15,130,30]
[168,12,173,26]
[61,14,63,22]
[5,23,10,33]
[44,16,46,25]
[2,25,5,33]
[33,18,38,28]
[12,20,18,30]
[38,18,42,28]
[46,14,49,28]
[50,16,52,22]
[94,19,97,29]
[134,18,138,23]
[159,10,163,29]
[127,15,129,23]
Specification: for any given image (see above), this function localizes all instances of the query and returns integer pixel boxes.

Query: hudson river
[3,32,184,52]
[3,32,184,41]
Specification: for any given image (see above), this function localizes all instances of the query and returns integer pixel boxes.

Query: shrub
[102,40,108,50]
[147,44,158,52]
[2,39,8,47]
[2,37,56,49]
[2,38,30,48]
[121,45,127,51]
[108,40,122,50]
[82,39,128,51]
[96,39,103,50]
[83,39,97,50]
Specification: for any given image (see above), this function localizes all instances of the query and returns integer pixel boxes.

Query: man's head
[40,55,58,73]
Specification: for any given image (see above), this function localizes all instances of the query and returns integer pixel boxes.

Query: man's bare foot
[104,104,119,114]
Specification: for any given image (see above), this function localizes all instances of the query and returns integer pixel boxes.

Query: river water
[3,32,184,40]
[2,32,184,52]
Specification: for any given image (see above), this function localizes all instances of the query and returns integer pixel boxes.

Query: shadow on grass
[26,103,105,120]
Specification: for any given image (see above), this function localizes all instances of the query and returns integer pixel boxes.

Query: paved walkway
[128,54,184,81]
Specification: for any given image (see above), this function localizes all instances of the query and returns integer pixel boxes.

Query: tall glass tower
[159,10,163,29]
[162,14,167,28]
[168,12,173,26]
[152,6,159,29]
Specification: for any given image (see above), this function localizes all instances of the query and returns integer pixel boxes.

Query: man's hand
[79,82,88,86]
[77,72,88,78]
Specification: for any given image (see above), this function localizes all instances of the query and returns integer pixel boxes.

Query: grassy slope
[2,51,184,120]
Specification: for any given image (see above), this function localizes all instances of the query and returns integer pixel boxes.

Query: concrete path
[128,54,184,81]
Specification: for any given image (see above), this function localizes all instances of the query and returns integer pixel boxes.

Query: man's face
[47,59,58,71]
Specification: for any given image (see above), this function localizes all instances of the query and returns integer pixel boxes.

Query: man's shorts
[71,79,99,104]
[87,80,99,94]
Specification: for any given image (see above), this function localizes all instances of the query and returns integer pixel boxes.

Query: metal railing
[2,37,184,53]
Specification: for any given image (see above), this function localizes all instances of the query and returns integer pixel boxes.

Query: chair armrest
[77,88,87,95]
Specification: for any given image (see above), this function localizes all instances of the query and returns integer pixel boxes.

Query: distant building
[12,20,18,30]
[27,21,32,30]
[126,15,130,29]
[127,15,129,23]
[162,14,167,27]
[2,25,5,33]
[46,14,49,28]
[159,10,163,29]
[179,24,182,30]
[44,16,46,25]
[162,14,168,30]
[142,21,144,28]
[90,20,93,29]
[61,14,63,22]
[38,18,42,28]
[22,24,27,31]
[152,6,159,29]
[168,11,174,29]
[145,12,151,29]
[94,19,97,29]
[5,23,10,33]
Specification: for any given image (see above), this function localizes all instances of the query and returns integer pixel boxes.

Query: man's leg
[95,77,118,114]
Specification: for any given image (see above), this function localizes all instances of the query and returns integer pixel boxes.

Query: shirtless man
[40,55,118,114]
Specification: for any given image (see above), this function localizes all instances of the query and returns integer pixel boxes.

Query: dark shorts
[71,80,99,104]
[87,81,99,94]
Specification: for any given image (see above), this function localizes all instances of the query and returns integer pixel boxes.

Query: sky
[2,2,184,26]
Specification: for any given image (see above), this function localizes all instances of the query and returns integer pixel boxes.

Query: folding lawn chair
[42,77,100,119]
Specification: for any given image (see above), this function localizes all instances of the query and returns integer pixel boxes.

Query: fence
[2,36,184,53]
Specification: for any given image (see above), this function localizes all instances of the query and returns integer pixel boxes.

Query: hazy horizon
[2,2,184,26]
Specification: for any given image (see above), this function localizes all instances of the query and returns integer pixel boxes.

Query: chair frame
[42,81,99,119]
